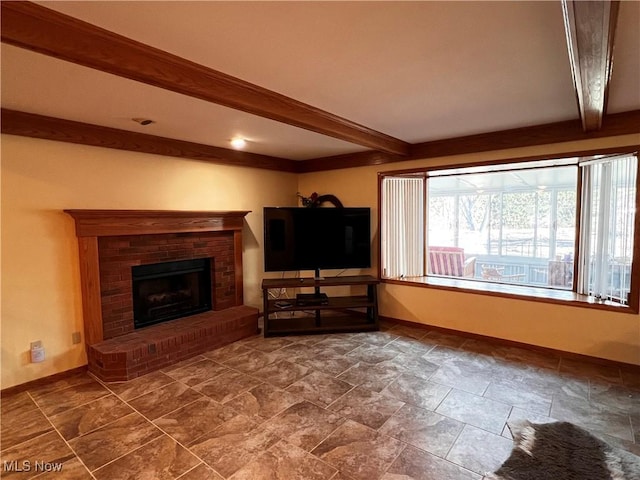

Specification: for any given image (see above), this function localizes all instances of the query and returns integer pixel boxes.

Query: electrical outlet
[30,341,45,363]
[72,332,82,344]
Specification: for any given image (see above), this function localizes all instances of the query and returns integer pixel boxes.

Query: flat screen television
[264,207,371,273]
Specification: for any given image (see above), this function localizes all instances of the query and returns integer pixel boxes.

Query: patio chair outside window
[429,246,476,278]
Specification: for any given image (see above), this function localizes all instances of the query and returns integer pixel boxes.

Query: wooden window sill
[382,276,637,314]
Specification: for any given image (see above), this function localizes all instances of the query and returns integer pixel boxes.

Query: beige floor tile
[33,380,111,416]
[163,359,230,387]
[175,463,224,480]
[436,389,511,434]
[49,394,134,440]
[105,370,175,401]
[382,373,451,410]
[312,420,404,480]
[229,440,337,480]
[0,391,38,417]
[92,435,199,480]
[192,370,262,404]
[262,400,345,451]
[224,383,301,422]
[189,415,279,478]
[128,382,203,420]
[9,327,637,480]
[337,361,403,392]
[27,372,96,401]
[382,445,481,480]
[328,386,403,429]
[251,359,310,388]
[286,371,353,408]
[154,397,238,446]
[446,424,513,476]
[379,404,464,457]
[1,406,53,450]
[68,413,162,471]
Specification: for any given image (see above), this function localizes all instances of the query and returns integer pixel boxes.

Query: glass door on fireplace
[131,257,212,329]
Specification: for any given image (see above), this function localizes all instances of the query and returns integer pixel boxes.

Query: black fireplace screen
[131,258,212,329]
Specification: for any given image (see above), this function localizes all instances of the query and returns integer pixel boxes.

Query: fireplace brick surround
[99,232,236,340]
[65,210,259,381]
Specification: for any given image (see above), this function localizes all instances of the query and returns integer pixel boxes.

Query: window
[380,152,638,309]
[578,155,638,304]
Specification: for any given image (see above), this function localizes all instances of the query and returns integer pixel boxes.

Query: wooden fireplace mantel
[64,209,250,237]
[65,209,251,346]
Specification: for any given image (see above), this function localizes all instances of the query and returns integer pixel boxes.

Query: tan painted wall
[1,135,298,388]
[2,133,639,389]
[298,134,640,366]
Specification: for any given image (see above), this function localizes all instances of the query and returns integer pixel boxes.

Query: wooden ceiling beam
[561,0,620,131]
[1,109,299,172]
[0,1,410,156]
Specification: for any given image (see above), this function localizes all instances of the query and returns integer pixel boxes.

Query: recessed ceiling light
[132,118,154,126]
[230,137,247,149]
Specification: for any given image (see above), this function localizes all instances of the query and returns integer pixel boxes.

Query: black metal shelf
[261,275,379,337]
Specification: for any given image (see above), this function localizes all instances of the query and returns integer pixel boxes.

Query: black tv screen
[264,207,371,272]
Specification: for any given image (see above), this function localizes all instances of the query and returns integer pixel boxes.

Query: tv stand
[261,275,379,336]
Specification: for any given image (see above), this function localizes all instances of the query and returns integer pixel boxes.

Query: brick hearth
[88,306,258,381]
[65,210,258,381]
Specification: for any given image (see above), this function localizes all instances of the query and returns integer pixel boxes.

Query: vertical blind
[381,177,424,278]
[578,154,638,303]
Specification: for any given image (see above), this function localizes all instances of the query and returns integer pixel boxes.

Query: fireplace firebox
[132,258,212,329]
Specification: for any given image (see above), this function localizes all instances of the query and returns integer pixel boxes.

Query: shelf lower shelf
[264,313,378,337]
[262,275,379,337]
[267,295,373,311]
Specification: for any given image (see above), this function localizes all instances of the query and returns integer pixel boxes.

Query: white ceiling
[2,1,639,160]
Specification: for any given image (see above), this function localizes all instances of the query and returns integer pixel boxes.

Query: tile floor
[1,320,639,479]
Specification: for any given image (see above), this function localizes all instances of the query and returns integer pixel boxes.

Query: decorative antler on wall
[297,192,344,208]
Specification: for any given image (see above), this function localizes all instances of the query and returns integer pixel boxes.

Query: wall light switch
[72,332,82,344]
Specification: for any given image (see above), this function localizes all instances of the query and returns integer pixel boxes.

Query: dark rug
[488,420,640,480]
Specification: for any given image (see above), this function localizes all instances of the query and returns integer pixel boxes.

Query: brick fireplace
[65,210,259,381]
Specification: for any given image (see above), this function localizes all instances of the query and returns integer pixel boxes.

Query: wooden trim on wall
[297,150,405,173]
[77,237,103,347]
[64,209,250,237]
[302,110,640,172]
[410,110,639,159]
[0,366,89,396]
[377,145,640,177]
[0,1,409,156]
[1,109,299,173]
[4,108,638,174]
